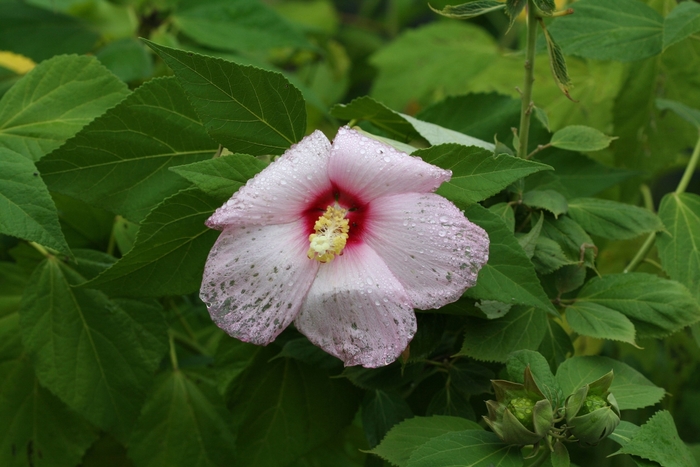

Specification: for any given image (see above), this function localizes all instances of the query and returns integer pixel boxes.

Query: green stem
[168,331,179,371]
[517,1,538,159]
[523,445,550,467]
[624,233,656,273]
[29,241,51,258]
[675,133,700,195]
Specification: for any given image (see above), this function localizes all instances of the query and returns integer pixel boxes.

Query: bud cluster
[483,368,620,449]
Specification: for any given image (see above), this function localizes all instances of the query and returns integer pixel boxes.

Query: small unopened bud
[565,371,621,445]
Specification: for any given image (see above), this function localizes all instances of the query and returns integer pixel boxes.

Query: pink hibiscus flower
[200,127,489,368]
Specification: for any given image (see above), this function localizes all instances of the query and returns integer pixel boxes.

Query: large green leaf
[173,0,312,53]
[0,148,71,256]
[0,54,129,162]
[540,215,596,269]
[555,356,664,410]
[657,193,700,302]
[406,430,521,467]
[369,416,482,467]
[0,3,98,62]
[400,114,493,150]
[170,154,267,202]
[417,92,521,145]
[565,302,637,346]
[567,198,663,240]
[361,390,413,448]
[146,41,306,156]
[569,273,700,339]
[464,204,557,314]
[616,411,696,467]
[38,77,217,222]
[416,144,552,205]
[0,355,97,467]
[548,0,663,62]
[230,349,360,467]
[127,371,237,467]
[370,22,498,111]
[663,1,700,51]
[459,306,548,362]
[18,258,168,439]
[83,189,221,297]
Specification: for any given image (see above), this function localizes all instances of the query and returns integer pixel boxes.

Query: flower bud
[565,371,621,445]
[483,367,554,445]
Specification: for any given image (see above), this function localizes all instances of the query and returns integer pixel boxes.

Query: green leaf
[127,371,237,467]
[170,154,267,202]
[38,77,217,222]
[657,193,700,302]
[0,148,71,256]
[214,337,259,396]
[369,416,482,467]
[565,302,637,346]
[532,150,637,199]
[551,441,570,467]
[550,125,615,152]
[617,411,696,467]
[426,385,475,419]
[464,204,557,314]
[522,190,568,218]
[571,273,700,339]
[504,0,527,30]
[488,202,515,232]
[400,114,494,150]
[540,215,596,269]
[538,319,573,372]
[417,92,522,145]
[541,21,572,100]
[416,144,552,204]
[145,41,306,157]
[369,22,499,111]
[18,258,168,439]
[83,189,221,297]
[330,96,418,141]
[112,216,139,256]
[230,349,360,467]
[0,355,97,467]
[406,430,521,467]
[95,38,153,83]
[506,349,561,403]
[532,236,577,275]
[361,390,413,448]
[663,1,700,51]
[555,356,664,410]
[548,0,663,62]
[0,54,129,162]
[0,3,98,62]
[429,1,505,20]
[459,306,548,362]
[567,198,663,240]
[173,0,313,53]
[517,212,544,259]
[656,98,700,129]
[533,0,555,16]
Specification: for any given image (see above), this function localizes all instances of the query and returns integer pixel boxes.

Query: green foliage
[0,54,128,161]
[1,0,700,465]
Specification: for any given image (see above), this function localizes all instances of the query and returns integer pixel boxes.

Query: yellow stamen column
[307,206,350,263]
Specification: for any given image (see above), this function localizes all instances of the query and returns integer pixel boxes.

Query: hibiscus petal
[364,193,489,310]
[328,126,451,201]
[200,221,318,345]
[206,130,332,229]
[294,243,416,368]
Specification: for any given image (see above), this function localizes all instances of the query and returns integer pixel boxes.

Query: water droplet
[383,156,390,162]
[366,277,373,285]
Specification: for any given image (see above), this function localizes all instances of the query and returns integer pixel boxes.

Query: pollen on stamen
[307,206,349,263]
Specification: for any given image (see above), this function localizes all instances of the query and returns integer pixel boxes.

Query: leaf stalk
[517,1,539,158]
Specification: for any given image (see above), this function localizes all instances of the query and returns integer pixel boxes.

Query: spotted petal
[294,243,416,368]
[200,221,318,344]
[207,130,332,229]
[328,126,451,202]
[364,193,489,310]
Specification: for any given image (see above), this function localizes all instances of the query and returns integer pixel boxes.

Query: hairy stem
[676,133,700,195]
[517,1,538,159]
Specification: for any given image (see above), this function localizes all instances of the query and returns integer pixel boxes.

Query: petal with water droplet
[200,220,318,344]
[328,126,451,202]
[295,243,416,368]
[206,130,332,229]
[364,193,489,309]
